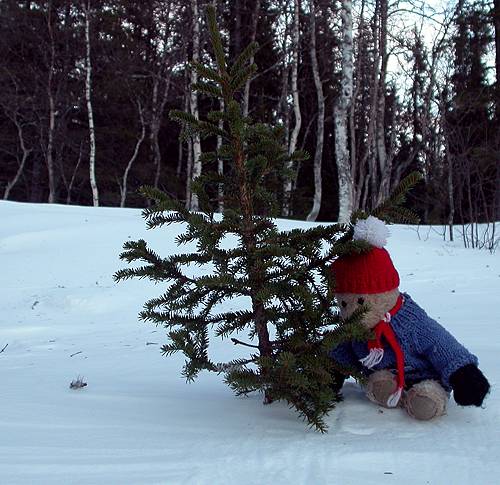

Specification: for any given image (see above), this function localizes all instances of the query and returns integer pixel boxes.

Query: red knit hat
[332,216,400,294]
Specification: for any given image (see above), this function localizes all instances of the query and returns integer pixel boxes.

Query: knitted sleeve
[412,315,478,389]
[329,342,358,371]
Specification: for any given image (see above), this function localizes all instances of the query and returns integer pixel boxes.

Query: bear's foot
[365,370,401,408]
[404,380,448,421]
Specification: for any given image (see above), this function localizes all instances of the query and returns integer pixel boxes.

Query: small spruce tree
[114,6,421,432]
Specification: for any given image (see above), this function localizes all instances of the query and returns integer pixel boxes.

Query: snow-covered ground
[1,200,498,485]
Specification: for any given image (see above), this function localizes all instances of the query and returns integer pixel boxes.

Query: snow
[1,200,499,485]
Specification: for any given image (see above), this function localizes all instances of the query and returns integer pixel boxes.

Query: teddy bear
[329,216,490,420]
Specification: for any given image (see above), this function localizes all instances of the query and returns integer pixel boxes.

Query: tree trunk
[30,157,43,202]
[186,137,193,209]
[84,0,98,206]
[334,0,354,223]
[352,0,370,211]
[66,142,83,204]
[217,98,225,212]
[278,64,290,149]
[177,132,184,177]
[211,0,225,212]
[120,101,146,208]
[306,0,324,222]
[367,0,381,209]
[189,0,201,211]
[375,0,389,204]
[444,122,454,241]
[151,77,162,189]
[283,0,301,217]
[232,135,272,401]
[46,2,57,203]
[177,89,190,178]
[277,3,291,149]
[151,73,170,190]
[150,2,173,191]
[494,0,500,121]
[494,0,500,220]
[3,117,32,200]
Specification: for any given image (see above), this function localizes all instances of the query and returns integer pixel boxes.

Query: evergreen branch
[372,171,423,223]
[224,367,263,396]
[322,306,372,351]
[139,185,190,223]
[169,109,200,127]
[193,81,223,99]
[230,63,258,92]
[167,252,212,266]
[190,61,223,83]
[197,120,228,139]
[144,211,186,229]
[214,310,255,338]
[214,357,257,374]
[288,149,310,163]
[206,5,226,73]
[175,232,197,245]
[117,239,161,264]
[113,265,170,283]
[140,309,200,326]
[199,152,218,165]
[143,287,190,312]
[229,41,259,76]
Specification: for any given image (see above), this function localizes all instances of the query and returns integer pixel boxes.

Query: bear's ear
[353,216,389,248]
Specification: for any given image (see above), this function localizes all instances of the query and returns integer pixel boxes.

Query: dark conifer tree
[447,0,496,232]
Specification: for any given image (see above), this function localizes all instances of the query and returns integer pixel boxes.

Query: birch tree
[283,0,301,217]
[306,0,324,222]
[151,71,170,190]
[150,1,173,190]
[334,0,354,223]
[120,100,146,207]
[375,0,390,204]
[83,0,98,207]
[46,1,57,203]
[350,0,369,211]
[276,2,291,149]
[2,110,32,200]
[211,0,225,212]
[177,81,190,178]
[63,142,84,205]
[188,0,202,211]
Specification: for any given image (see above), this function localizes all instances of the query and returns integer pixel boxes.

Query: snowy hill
[1,201,499,485]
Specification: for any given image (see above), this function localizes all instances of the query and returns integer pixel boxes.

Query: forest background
[1,0,499,247]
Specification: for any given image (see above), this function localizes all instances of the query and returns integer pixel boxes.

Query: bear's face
[335,288,400,329]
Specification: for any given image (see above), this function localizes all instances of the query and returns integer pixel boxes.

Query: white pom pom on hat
[332,215,399,294]
[352,215,390,248]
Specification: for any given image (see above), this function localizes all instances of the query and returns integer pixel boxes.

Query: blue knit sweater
[329,293,478,391]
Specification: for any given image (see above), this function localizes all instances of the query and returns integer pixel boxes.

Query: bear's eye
[341,300,347,308]
[357,297,365,305]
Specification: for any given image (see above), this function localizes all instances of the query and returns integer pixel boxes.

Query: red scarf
[360,294,404,407]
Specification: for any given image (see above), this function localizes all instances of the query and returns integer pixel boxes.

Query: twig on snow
[69,376,87,389]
